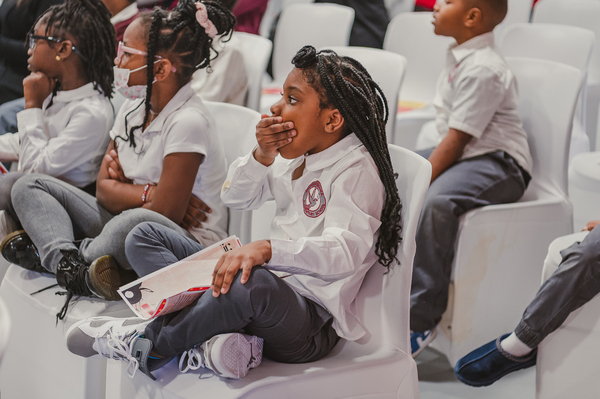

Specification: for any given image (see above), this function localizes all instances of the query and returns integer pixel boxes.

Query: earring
[55,55,61,61]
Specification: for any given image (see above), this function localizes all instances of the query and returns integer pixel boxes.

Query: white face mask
[113,63,157,100]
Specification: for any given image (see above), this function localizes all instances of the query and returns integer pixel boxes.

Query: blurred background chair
[0,298,10,367]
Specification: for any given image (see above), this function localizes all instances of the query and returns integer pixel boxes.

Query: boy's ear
[464,7,482,28]
[56,40,74,60]
[324,108,345,134]
[154,59,174,82]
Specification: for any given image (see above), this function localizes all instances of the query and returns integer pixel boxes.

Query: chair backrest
[272,3,354,82]
[533,0,600,85]
[231,32,273,112]
[494,0,534,38]
[354,145,431,355]
[499,23,594,75]
[384,0,416,18]
[506,57,583,198]
[0,298,10,366]
[204,101,261,242]
[383,12,455,103]
[324,46,408,140]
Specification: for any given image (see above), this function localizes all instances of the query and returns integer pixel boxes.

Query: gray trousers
[11,173,194,273]
[410,150,530,332]
[125,222,340,363]
[0,171,24,221]
[515,225,600,348]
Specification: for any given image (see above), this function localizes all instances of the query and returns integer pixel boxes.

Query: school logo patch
[303,180,326,218]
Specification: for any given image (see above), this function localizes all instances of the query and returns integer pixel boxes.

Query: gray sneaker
[179,333,263,379]
[65,316,157,379]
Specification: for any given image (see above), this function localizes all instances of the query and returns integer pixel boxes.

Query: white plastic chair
[324,46,407,140]
[429,58,584,366]
[383,12,455,149]
[494,0,534,40]
[0,298,9,366]
[103,144,431,399]
[499,22,595,160]
[385,0,417,18]
[230,32,273,112]
[535,231,600,399]
[203,101,261,244]
[533,0,600,150]
[0,266,134,399]
[260,3,355,114]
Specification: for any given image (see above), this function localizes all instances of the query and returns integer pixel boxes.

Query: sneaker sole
[88,256,136,301]
[412,328,438,358]
[205,334,263,379]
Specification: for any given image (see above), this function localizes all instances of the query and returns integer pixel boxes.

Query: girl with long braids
[4,0,234,319]
[66,45,403,381]
[0,0,115,240]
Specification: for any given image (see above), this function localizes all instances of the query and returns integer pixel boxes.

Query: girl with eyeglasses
[0,0,115,248]
[3,0,235,321]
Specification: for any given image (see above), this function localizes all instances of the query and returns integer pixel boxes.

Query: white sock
[500,332,534,357]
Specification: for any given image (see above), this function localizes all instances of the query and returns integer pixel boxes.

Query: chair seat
[0,264,134,399]
[105,345,417,399]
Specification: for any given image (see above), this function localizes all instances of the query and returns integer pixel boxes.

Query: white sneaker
[66,316,154,379]
[179,333,263,379]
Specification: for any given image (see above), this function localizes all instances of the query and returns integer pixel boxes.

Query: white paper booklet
[118,236,242,319]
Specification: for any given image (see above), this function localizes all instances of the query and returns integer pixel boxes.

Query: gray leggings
[126,222,340,363]
[11,173,195,273]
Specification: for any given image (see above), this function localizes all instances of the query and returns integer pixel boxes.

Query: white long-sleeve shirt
[0,82,113,188]
[221,133,385,341]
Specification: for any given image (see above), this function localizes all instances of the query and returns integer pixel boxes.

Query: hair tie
[195,2,218,39]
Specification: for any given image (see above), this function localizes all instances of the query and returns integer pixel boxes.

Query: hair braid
[292,45,403,268]
[119,0,235,149]
[31,0,116,100]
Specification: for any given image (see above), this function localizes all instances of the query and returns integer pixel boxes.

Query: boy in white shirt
[410,0,533,356]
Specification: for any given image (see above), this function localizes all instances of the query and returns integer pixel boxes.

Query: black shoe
[0,230,47,273]
[55,249,99,321]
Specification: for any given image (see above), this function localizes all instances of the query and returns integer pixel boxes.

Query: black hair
[120,0,235,149]
[292,45,403,268]
[30,0,116,100]
[470,0,508,28]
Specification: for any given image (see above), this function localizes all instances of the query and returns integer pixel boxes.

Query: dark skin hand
[428,128,473,183]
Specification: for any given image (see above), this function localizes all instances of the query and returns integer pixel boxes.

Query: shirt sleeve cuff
[448,119,482,139]
[239,148,271,181]
[17,108,45,139]
[267,238,295,267]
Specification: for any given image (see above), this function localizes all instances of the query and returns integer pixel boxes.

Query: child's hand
[105,149,132,183]
[211,240,272,297]
[180,194,212,230]
[253,114,296,166]
[23,72,55,109]
[583,220,600,231]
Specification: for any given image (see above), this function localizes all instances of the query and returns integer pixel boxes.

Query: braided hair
[292,45,403,268]
[30,0,116,100]
[122,0,235,149]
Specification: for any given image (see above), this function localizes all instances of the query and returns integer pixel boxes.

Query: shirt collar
[144,82,196,133]
[304,133,363,172]
[111,3,138,25]
[449,31,495,63]
[49,82,100,104]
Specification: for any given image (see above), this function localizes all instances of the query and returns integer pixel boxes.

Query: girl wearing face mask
[3,0,234,320]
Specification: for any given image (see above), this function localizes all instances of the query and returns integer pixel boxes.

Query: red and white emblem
[303,180,326,218]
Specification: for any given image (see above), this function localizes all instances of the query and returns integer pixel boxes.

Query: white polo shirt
[221,134,385,341]
[0,82,113,188]
[433,32,533,174]
[111,82,228,246]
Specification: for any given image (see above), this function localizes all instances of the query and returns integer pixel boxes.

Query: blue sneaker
[454,333,537,387]
[410,328,437,358]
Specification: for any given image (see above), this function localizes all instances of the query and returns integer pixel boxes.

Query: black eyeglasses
[27,34,88,62]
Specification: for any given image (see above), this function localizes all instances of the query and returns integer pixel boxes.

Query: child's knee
[124,222,161,256]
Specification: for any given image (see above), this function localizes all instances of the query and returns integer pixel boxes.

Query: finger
[182,213,200,228]
[109,149,118,159]
[261,122,294,136]
[189,195,212,213]
[240,261,253,284]
[212,254,228,296]
[256,116,283,128]
[108,167,118,180]
[220,262,241,294]
[260,129,296,144]
[187,206,207,223]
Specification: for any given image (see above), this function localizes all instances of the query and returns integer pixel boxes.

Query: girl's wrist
[253,148,275,167]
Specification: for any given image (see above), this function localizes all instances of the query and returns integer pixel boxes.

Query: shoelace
[179,347,206,373]
[56,262,93,322]
[93,327,140,378]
